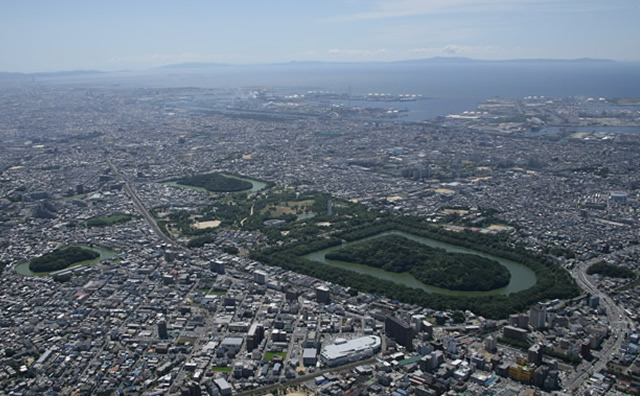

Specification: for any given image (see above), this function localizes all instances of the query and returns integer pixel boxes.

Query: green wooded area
[325,235,510,291]
[86,213,132,227]
[175,173,252,192]
[29,246,99,273]
[156,189,378,246]
[251,218,580,319]
[587,261,636,279]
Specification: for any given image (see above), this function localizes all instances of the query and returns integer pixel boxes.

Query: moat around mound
[250,216,579,318]
[29,246,99,273]
[303,230,536,297]
[168,173,269,193]
[15,245,118,276]
[325,235,510,291]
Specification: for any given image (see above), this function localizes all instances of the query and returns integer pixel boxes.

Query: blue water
[45,61,640,99]
[38,60,640,120]
[312,98,480,122]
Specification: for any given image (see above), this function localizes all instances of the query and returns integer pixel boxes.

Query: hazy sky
[1,0,639,72]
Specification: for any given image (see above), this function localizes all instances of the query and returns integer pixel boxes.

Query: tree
[451,311,465,323]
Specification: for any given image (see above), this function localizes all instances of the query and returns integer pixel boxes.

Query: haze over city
[1,0,640,72]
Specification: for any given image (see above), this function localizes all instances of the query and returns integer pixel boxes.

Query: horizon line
[2,56,637,75]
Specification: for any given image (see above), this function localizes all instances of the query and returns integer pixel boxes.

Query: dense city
[1,78,640,396]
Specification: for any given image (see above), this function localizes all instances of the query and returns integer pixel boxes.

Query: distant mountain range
[157,62,231,69]
[0,57,622,77]
[393,56,616,64]
[0,69,106,79]
[158,56,617,69]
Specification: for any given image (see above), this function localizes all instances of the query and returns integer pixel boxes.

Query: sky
[1,0,639,72]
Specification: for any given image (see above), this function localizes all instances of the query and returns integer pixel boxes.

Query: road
[233,356,378,396]
[563,256,630,392]
[105,156,182,249]
[240,203,255,227]
[106,151,632,393]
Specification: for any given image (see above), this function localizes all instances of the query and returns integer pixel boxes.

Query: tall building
[181,382,202,396]
[518,314,529,330]
[385,316,414,351]
[164,250,176,262]
[254,270,267,285]
[580,339,591,357]
[285,288,299,302]
[534,365,549,388]
[422,320,433,338]
[158,320,168,339]
[246,323,265,350]
[411,314,426,332]
[529,304,547,330]
[210,260,225,275]
[504,325,528,341]
[419,350,444,371]
[510,313,529,329]
[304,330,319,349]
[528,344,543,365]
[445,336,457,354]
[484,335,497,352]
[315,285,330,304]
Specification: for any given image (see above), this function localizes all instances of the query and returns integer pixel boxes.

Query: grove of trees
[29,246,99,273]
[251,219,580,319]
[175,173,252,192]
[86,213,132,227]
[325,235,510,291]
[587,261,636,279]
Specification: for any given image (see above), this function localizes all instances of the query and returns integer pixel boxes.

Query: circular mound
[325,235,510,291]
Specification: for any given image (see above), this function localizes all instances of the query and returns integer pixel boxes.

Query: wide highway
[563,255,630,391]
[106,156,182,250]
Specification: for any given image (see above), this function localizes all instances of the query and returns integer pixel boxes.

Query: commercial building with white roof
[320,335,381,367]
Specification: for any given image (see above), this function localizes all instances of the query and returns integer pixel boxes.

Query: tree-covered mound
[176,173,252,192]
[251,218,580,319]
[325,235,510,291]
[29,246,99,273]
[587,261,635,279]
[86,213,132,227]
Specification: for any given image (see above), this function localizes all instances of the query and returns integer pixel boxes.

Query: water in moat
[222,174,268,192]
[303,230,537,297]
[15,245,118,276]
[166,173,268,193]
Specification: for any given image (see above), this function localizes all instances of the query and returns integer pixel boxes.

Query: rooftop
[321,335,381,362]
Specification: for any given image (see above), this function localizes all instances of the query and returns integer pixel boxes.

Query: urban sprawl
[1,81,640,396]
